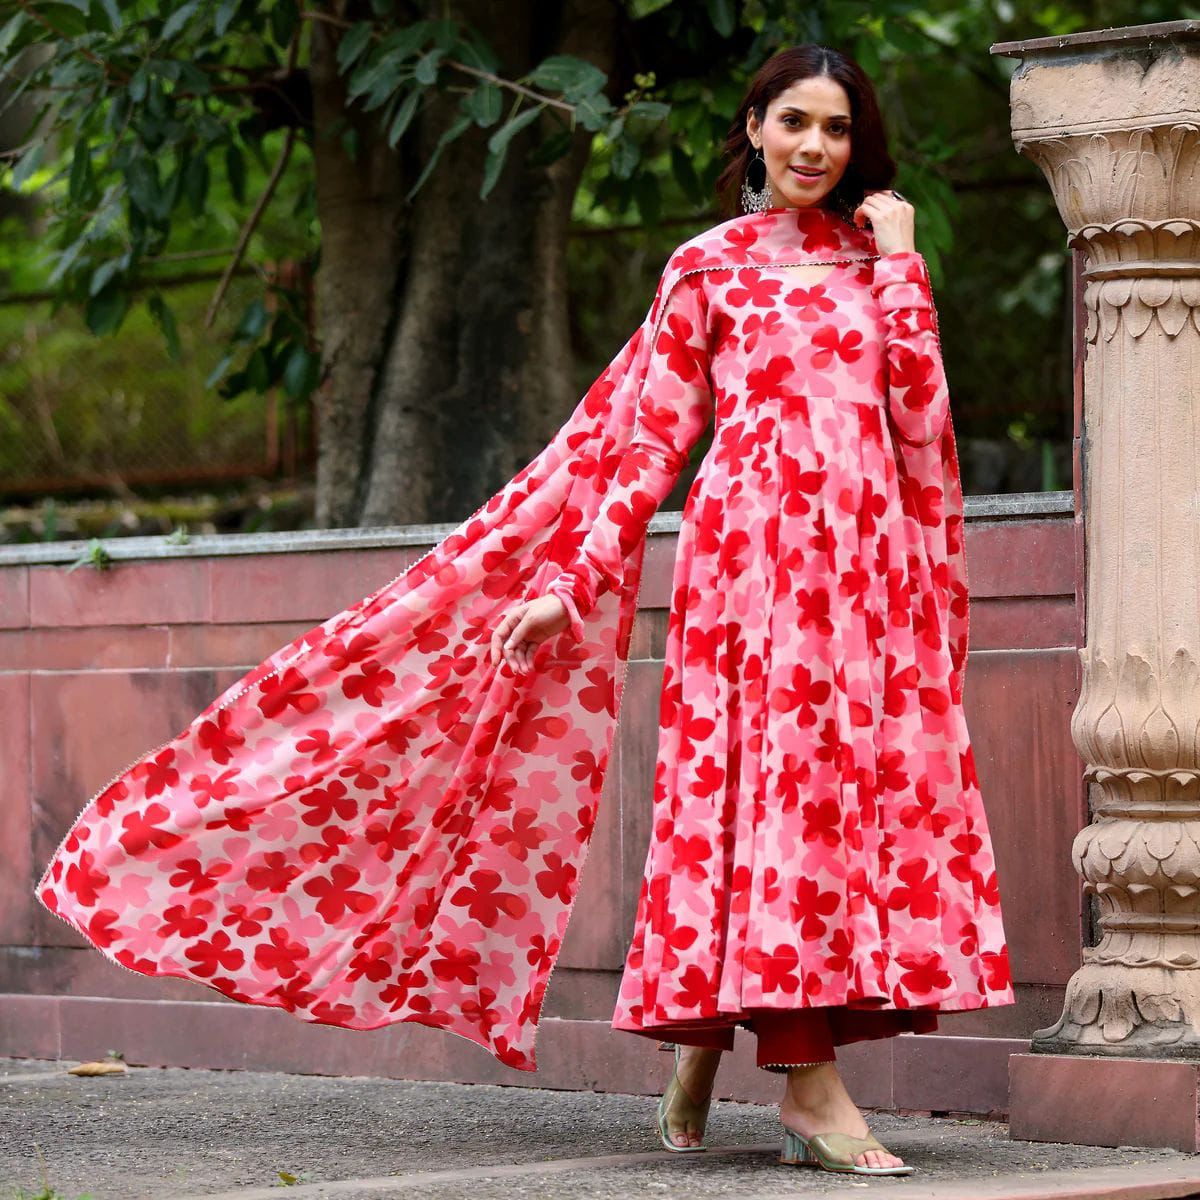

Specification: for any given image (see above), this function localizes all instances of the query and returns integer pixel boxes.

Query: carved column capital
[992,21,1200,1057]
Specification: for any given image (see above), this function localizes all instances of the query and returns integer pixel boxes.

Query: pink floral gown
[545,210,1015,1041]
[37,205,1013,1072]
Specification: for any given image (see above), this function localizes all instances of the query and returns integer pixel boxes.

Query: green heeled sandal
[656,1044,713,1153]
[779,1123,915,1175]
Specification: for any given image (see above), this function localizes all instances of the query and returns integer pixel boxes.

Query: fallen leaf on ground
[67,1061,129,1076]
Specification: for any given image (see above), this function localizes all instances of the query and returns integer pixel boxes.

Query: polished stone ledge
[0,490,1073,567]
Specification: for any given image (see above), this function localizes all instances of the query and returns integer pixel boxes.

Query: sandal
[656,1044,713,1152]
[779,1123,915,1175]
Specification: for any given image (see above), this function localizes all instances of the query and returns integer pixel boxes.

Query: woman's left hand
[853,190,916,257]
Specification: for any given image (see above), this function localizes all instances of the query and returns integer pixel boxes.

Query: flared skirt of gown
[611,385,1015,1040]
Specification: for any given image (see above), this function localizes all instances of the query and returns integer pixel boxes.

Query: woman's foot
[779,1062,905,1170]
[664,1045,722,1148]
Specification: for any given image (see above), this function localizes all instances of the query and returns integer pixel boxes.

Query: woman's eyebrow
[778,106,852,120]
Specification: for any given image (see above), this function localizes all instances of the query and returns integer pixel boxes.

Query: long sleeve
[545,273,714,642]
[870,250,950,448]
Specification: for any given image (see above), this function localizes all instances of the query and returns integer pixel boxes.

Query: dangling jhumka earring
[740,146,772,214]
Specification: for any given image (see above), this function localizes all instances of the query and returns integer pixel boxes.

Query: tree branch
[204,125,297,328]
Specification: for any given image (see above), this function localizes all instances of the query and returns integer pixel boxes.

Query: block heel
[779,1124,915,1175]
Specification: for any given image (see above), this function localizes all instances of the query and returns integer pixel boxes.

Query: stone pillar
[991,21,1200,1149]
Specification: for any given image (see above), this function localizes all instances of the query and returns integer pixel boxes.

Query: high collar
[702,203,875,265]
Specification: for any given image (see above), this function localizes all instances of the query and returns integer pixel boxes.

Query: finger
[508,612,539,650]
[503,616,532,669]
[491,609,519,666]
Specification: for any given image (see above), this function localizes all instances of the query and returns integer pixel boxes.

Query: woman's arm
[544,273,714,642]
[870,251,950,448]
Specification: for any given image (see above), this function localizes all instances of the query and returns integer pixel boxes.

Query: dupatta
[36,204,966,1072]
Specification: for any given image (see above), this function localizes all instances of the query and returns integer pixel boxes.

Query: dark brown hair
[714,45,897,221]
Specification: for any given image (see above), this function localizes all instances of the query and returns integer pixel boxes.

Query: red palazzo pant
[640,1005,940,1074]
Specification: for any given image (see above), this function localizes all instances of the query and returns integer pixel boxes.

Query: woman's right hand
[489,594,571,673]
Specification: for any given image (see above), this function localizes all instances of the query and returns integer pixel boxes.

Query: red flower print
[298,780,357,827]
[492,808,546,862]
[135,749,180,799]
[744,944,801,995]
[118,802,181,856]
[303,864,374,924]
[258,667,320,720]
[811,324,865,368]
[184,930,245,978]
[167,857,232,895]
[895,948,952,997]
[196,709,245,766]
[65,851,108,907]
[790,877,841,940]
[888,858,942,920]
[726,268,782,309]
[535,852,576,904]
[341,659,396,707]
[431,939,482,986]
[323,630,381,671]
[254,926,310,978]
[245,851,301,894]
[450,869,529,927]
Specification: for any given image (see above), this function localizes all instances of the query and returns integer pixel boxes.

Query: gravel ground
[1,1058,1196,1200]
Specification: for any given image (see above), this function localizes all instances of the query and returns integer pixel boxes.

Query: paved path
[3,1058,1199,1199]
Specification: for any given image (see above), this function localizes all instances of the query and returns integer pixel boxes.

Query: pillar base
[1009,1051,1200,1151]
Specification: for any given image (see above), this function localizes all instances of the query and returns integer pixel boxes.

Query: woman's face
[745,75,853,210]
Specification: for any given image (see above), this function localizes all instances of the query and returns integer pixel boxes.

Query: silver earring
[740,147,772,214]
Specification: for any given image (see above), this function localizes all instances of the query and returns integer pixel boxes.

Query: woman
[37,42,1012,1184]
[490,45,1015,1176]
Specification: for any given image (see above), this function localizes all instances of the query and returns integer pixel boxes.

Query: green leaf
[405,110,471,201]
[88,258,123,297]
[282,344,320,398]
[347,54,403,103]
[670,144,703,205]
[374,23,432,63]
[205,352,235,388]
[485,106,541,156]
[480,144,506,199]
[94,0,121,31]
[69,140,94,204]
[85,286,130,336]
[161,1,199,40]
[706,0,735,37]
[246,347,269,391]
[386,90,420,148]
[466,83,502,128]
[182,152,209,216]
[610,135,639,179]
[337,21,374,71]
[0,13,25,57]
[528,55,606,100]
[413,48,443,86]
[627,100,669,123]
[11,143,43,190]
[148,293,181,361]
[235,297,269,340]
[215,0,238,36]
[126,155,163,220]
[270,0,298,47]
[225,143,245,204]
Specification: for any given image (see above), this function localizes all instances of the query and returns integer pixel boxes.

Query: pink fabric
[35,205,1013,1076]
[543,212,1013,1036]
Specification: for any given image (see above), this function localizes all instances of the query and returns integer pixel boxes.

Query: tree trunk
[311,0,618,528]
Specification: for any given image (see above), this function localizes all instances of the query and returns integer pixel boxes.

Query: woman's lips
[790,166,826,183]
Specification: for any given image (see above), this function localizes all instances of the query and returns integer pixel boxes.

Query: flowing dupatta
[36,205,967,1072]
